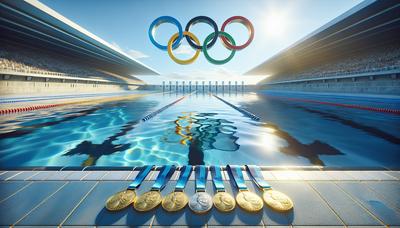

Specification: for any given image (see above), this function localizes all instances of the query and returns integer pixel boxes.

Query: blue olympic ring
[148,16,183,50]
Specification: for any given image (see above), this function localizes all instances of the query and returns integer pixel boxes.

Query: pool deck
[0,169,399,227]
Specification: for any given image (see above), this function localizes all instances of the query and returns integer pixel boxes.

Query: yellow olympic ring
[167,31,200,65]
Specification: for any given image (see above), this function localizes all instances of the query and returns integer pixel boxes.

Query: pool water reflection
[0,91,399,169]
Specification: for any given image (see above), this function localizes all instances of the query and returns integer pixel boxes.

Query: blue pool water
[0,91,399,168]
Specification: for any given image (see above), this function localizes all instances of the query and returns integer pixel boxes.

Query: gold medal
[244,165,294,213]
[263,189,293,212]
[133,190,162,212]
[162,165,193,212]
[133,165,176,212]
[213,191,236,212]
[236,190,263,212]
[105,189,136,211]
[105,165,154,211]
[161,191,189,212]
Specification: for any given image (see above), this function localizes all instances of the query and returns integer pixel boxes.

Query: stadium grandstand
[0,0,158,95]
[247,0,400,95]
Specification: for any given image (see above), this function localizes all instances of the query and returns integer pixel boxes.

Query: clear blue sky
[40,0,363,84]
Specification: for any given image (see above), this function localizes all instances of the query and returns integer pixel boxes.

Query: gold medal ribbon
[211,166,236,212]
[162,165,192,212]
[246,165,293,212]
[134,165,176,212]
[105,165,154,211]
[227,165,263,212]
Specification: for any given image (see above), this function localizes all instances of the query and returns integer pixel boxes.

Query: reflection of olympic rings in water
[149,16,254,65]
[174,112,195,145]
[171,112,240,152]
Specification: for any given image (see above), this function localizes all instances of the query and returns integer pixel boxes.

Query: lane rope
[0,92,139,104]
[141,93,192,122]
[212,94,260,121]
[0,94,149,115]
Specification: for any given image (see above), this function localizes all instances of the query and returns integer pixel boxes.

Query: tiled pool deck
[0,168,399,227]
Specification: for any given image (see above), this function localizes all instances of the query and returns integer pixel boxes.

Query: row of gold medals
[105,165,293,213]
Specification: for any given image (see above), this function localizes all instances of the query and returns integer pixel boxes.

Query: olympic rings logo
[148,16,254,65]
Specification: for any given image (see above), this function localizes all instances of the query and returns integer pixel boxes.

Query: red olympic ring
[221,16,255,50]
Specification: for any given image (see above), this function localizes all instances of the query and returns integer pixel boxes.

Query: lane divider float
[0,91,139,104]
[0,103,63,115]
[142,95,187,122]
[213,94,260,121]
[0,93,149,115]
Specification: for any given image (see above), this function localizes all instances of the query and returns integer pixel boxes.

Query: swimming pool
[0,91,399,168]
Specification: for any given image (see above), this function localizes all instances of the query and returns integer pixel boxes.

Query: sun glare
[263,11,289,37]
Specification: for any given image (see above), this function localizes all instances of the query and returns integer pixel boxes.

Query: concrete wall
[259,75,400,95]
[0,74,139,96]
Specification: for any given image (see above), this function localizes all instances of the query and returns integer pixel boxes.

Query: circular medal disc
[133,190,162,212]
[263,189,293,212]
[105,189,136,211]
[189,192,213,214]
[213,191,236,212]
[161,191,189,212]
[236,191,263,212]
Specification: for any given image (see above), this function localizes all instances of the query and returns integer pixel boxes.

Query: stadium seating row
[0,44,121,82]
[267,45,400,82]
